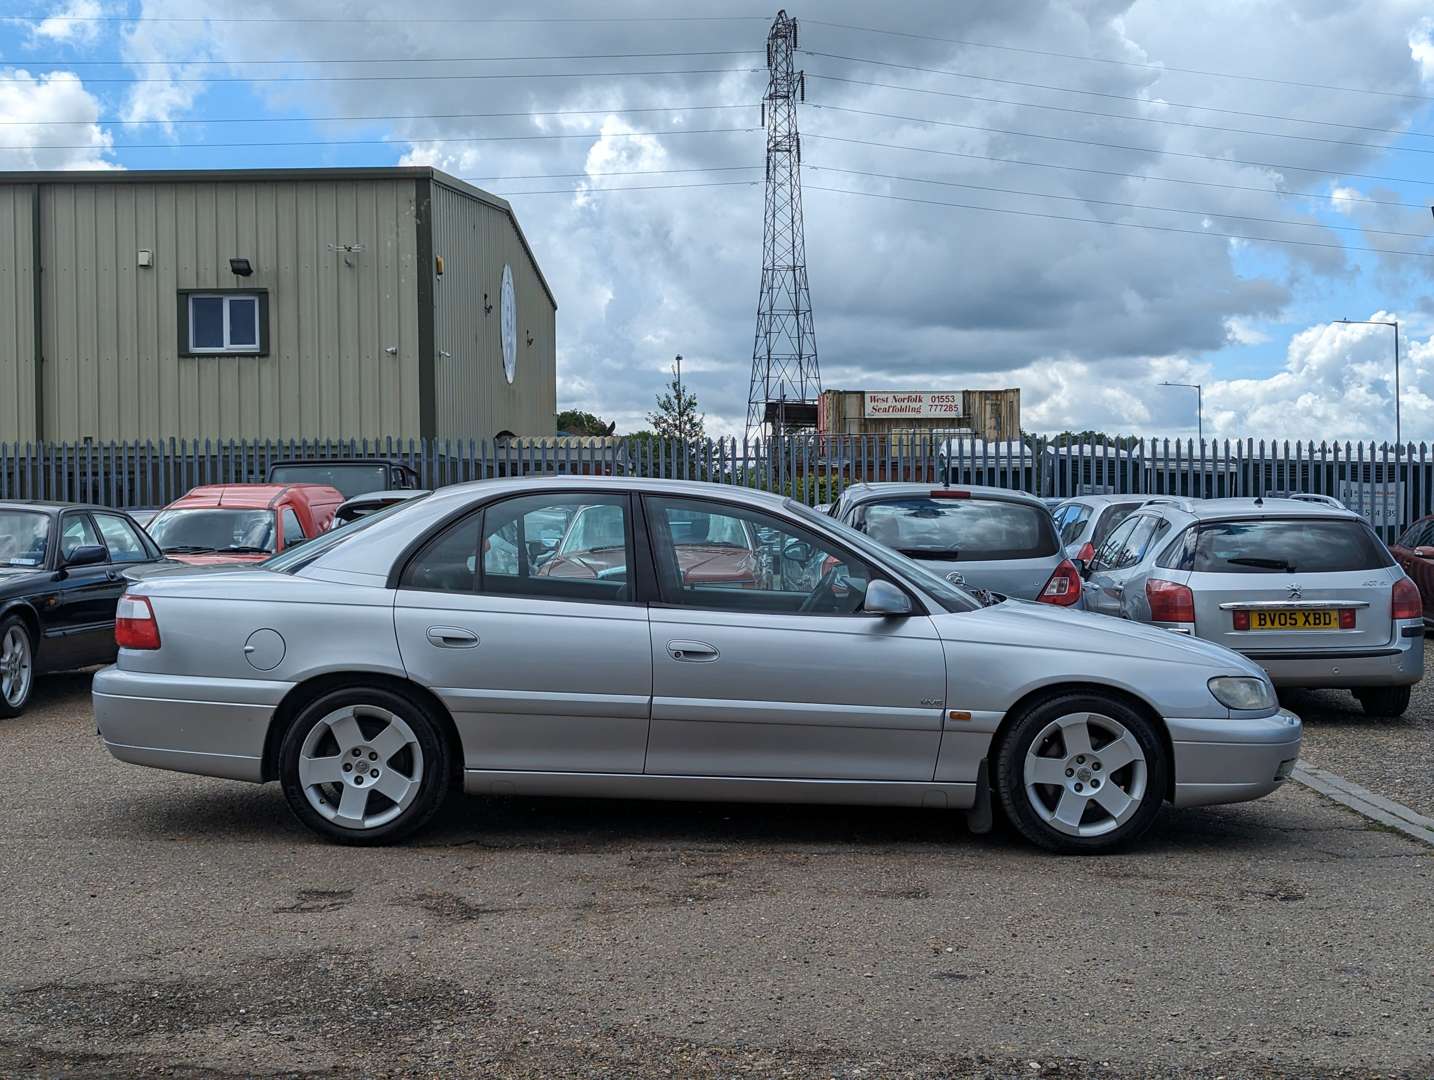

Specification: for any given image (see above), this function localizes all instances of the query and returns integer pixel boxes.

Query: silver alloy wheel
[1,625,32,708]
[297,704,424,830]
[1023,711,1147,838]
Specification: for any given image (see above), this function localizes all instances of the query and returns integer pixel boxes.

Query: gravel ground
[1,674,1432,1079]
[1286,640,1434,821]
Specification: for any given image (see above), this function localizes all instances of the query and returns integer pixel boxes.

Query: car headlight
[1208,676,1275,711]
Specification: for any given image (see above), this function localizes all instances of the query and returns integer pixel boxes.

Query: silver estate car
[828,483,1080,604]
[94,478,1302,854]
[1082,496,1423,716]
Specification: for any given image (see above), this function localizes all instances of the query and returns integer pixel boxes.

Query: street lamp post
[1160,381,1203,443]
[1337,319,1401,450]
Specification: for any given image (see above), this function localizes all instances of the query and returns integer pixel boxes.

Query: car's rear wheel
[995,693,1168,854]
[1354,685,1411,718]
[0,616,35,719]
[278,686,451,845]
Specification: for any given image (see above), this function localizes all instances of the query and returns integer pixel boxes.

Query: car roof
[1056,494,1145,509]
[0,499,122,514]
[1143,496,1361,522]
[839,482,1046,508]
[163,483,341,510]
[269,459,409,468]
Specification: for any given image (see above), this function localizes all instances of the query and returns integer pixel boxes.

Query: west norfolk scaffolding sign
[863,391,964,419]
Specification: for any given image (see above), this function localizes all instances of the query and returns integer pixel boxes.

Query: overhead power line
[808,85,1434,155]
[0,104,752,127]
[0,66,763,85]
[803,19,1434,103]
[800,108,1434,187]
[13,50,761,66]
[803,133,1432,211]
[2,13,771,24]
[464,166,762,183]
[803,164,1434,239]
[0,127,758,152]
[804,183,1434,259]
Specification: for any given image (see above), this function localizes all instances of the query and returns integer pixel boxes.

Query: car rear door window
[1192,519,1395,573]
[854,496,1058,561]
[1091,503,1140,549]
[1090,517,1139,572]
[93,514,152,563]
[1113,516,1163,569]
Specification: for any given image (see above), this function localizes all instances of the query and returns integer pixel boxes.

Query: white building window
[183,292,265,355]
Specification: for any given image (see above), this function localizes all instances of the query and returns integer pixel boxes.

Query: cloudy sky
[3,0,1434,441]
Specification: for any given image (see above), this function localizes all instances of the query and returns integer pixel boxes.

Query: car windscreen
[148,508,276,555]
[1091,503,1141,548]
[1191,519,1395,574]
[854,497,1059,561]
[264,494,430,574]
[0,510,50,568]
[268,464,388,500]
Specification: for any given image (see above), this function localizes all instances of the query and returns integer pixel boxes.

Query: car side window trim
[93,512,156,564]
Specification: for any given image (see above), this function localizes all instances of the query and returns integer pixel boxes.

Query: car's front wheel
[0,616,35,719]
[995,693,1168,854]
[278,686,452,845]
[1354,685,1411,718]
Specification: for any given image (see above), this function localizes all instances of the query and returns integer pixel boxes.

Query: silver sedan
[93,478,1302,854]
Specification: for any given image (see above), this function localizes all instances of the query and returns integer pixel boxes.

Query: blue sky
[3,1,1434,440]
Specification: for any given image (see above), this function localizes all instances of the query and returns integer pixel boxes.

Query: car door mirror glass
[863,580,912,616]
[1073,557,1089,578]
[783,538,815,564]
[64,544,107,568]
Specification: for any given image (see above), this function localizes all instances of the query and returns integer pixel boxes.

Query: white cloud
[29,0,105,47]
[1413,18,1434,84]
[0,70,116,170]
[1225,317,1271,346]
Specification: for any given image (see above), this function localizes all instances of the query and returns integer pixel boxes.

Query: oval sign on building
[500,264,517,384]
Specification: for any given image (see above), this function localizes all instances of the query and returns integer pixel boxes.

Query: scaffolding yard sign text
[863,391,964,420]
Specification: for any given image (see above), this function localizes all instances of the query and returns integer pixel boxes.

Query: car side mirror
[63,544,107,568]
[863,580,912,616]
[783,538,815,563]
[1073,558,1090,579]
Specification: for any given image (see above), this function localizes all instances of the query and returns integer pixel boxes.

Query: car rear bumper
[1167,709,1302,808]
[92,666,287,783]
[1238,630,1424,688]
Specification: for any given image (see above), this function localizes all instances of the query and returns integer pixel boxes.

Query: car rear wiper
[1226,556,1297,571]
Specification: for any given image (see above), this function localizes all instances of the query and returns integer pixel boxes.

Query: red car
[146,483,345,566]
[1390,518,1434,622]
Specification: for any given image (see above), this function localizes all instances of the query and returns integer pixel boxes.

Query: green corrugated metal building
[0,167,557,443]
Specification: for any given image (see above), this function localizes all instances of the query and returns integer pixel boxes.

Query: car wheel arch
[0,603,42,658]
[261,672,463,787]
[987,681,1176,802]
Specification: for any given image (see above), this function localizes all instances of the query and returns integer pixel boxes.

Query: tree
[647,360,706,444]
[555,409,615,436]
[1051,430,1140,449]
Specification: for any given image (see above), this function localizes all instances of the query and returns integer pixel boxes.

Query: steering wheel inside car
[798,564,845,614]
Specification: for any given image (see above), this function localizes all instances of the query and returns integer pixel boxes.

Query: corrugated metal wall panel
[0,185,38,441]
[32,177,422,442]
[429,181,556,440]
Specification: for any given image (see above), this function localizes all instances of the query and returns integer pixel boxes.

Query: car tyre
[279,686,451,845]
[1353,685,1411,718]
[994,692,1168,855]
[0,615,36,719]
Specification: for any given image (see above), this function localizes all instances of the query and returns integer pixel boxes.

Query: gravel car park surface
[1291,640,1434,822]
[2,676,1432,1080]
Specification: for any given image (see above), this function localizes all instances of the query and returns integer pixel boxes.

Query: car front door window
[645,496,875,615]
[94,515,152,564]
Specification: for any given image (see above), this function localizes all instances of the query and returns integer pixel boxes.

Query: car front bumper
[92,666,287,783]
[1239,629,1424,689]
[1167,709,1303,808]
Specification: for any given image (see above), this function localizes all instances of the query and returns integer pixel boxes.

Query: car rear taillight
[1038,560,1082,606]
[1232,609,1250,631]
[1147,579,1195,624]
[115,594,161,650]
[1339,608,1357,629]
[1392,576,1422,621]
[1076,542,1095,564]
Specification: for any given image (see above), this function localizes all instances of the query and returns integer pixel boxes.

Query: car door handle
[426,626,480,649]
[667,640,719,662]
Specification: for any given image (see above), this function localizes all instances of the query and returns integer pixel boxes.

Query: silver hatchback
[829,483,1080,605]
[94,478,1301,854]
[1082,497,1423,715]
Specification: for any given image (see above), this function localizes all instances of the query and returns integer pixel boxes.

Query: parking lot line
[1292,759,1434,847]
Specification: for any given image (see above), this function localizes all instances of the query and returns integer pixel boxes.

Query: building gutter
[414,175,436,441]
[30,184,43,441]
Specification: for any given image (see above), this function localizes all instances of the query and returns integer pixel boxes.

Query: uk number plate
[1244,609,1342,631]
